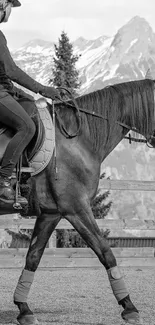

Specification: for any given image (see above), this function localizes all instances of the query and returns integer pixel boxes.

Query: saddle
[0,98,54,210]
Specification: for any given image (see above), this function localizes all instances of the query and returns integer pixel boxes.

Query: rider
[0,0,60,205]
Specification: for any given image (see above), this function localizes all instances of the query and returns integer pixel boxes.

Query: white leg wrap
[107,266,129,302]
[14,269,35,303]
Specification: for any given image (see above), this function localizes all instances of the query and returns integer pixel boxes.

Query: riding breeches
[0,93,36,177]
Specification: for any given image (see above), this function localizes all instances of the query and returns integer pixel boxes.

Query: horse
[0,77,155,325]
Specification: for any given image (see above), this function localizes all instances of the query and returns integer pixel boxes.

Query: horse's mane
[55,79,155,152]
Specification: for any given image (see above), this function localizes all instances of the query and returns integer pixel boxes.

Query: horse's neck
[101,123,128,162]
[79,113,128,163]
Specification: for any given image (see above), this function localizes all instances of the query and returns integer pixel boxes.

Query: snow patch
[103,64,119,81]
[110,45,115,53]
[138,53,143,61]
[76,37,112,69]
[125,39,138,53]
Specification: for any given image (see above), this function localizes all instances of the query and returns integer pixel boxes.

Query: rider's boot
[0,175,28,206]
[0,175,14,203]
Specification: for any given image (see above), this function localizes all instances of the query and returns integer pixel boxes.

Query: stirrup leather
[13,156,28,210]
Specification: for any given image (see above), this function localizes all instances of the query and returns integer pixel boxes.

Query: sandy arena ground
[0,266,154,325]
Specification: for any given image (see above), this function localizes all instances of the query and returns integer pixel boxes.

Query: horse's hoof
[122,312,143,324]
[17,314,39,325]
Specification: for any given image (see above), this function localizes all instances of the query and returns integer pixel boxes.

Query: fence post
[48,230,57,248]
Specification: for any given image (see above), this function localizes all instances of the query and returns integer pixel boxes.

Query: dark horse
[1,78,155,325]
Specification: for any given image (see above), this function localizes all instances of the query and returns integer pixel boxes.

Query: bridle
[117,122,155,148]
[54,87,82,138]
[55,87,155,147]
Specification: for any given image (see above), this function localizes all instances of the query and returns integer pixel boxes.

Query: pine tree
[91,173,112,219]
[51,31,80,97]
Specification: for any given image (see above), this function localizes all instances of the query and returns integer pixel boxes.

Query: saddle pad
[29,100,55,176]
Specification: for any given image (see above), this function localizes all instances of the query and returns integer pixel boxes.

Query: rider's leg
[0,94,36,202]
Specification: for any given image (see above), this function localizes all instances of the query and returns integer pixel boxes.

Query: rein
[56,87,81,138]
[55,87,155,147]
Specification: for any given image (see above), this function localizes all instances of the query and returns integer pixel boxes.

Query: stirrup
[13,201,22,210]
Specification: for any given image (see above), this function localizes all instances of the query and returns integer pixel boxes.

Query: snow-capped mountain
[12,16,155,95]
[12,39,55,86]
[11,16,155,222]
[76,16,155,93]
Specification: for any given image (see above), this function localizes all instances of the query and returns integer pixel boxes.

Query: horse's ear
[145,68,153,79]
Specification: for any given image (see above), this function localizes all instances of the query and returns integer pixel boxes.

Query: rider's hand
[39,86,60,100]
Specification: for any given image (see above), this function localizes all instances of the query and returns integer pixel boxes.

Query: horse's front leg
[14,213,61,325]
[62,198,142,325]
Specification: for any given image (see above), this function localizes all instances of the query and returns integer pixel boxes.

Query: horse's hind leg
[64,202,142,325]
[14,213,61,325]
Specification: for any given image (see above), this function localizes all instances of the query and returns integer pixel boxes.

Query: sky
[1,0,155,50]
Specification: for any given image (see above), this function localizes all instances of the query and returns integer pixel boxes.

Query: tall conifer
[51,31,80,97]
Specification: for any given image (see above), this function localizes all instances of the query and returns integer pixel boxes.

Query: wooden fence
[0,214,154,268]
[99,179,155,191]
[0,247,154,268]
[0,179,155,268]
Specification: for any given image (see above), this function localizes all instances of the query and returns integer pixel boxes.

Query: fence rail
[99,179,155,191]
[0,177,155,267]
[0,214,154,267]
[0,247,154,268]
